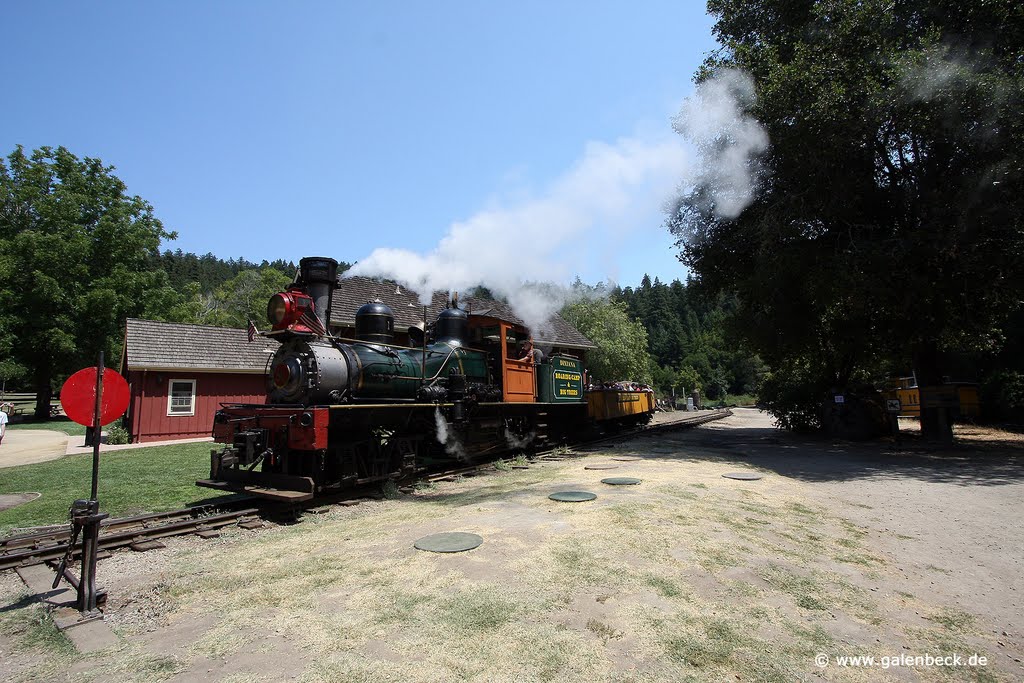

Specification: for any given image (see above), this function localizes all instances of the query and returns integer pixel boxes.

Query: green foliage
[149,248,311,292]
[758,361,830,432]
[981,369,1024,422]
[0,143,354,412]
[160,267,292,328]
[105,423,130,445]
[560,284,652,384]
[0,146,175,417]
[146,251,351,327]
[381,479,401,499]
[978,308,1024,421]
[669,0,1024,430]
[615,277,763,398]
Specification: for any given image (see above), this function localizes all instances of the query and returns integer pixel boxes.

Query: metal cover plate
[0,493,41,512]
[601,477,641,486]
[722,472,762,481]
[612,457,640,462]
[584,464,618,470]
[549,491,597,502]
[414,532,483,553]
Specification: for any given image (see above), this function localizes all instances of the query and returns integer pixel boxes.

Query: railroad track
[1,408,731,572]
[0,502,261,572]
[536,408,733,459]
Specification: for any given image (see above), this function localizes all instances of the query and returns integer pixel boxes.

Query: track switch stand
[51,499,108,617]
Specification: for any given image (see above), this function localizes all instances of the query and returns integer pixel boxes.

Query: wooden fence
[0,392,62,418]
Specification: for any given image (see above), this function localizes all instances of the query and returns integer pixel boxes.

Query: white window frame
[167,379,197,417]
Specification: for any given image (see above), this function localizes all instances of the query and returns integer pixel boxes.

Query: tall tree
[0,146,175,417]
[670,0,1024,437]
[561,283,653,385]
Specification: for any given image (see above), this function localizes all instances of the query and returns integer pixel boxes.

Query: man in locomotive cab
[518,339,543,365]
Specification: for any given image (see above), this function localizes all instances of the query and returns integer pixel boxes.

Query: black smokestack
[299,257,339,330]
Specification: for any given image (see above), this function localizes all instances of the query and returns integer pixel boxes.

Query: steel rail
[0,507,261,571]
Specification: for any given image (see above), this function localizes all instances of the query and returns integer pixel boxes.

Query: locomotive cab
[466,319,536,403]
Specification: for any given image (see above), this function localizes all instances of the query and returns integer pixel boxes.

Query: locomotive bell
[355,299,395,344]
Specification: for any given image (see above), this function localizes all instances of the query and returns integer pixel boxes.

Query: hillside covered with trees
[612,276,763,403]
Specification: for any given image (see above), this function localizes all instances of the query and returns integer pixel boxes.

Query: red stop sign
[60,367,131,427]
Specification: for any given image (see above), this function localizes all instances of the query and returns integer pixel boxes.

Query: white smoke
[672,69,768,219]
[434,407,466,459]
[349,70,767,330]
[898,45,977,103]
[349,136,687,332]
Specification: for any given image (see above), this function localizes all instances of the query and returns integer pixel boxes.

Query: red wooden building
[119,319,276,443]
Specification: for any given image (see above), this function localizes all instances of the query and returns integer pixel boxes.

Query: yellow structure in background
[883,377,980,418]
[587,390,655,422]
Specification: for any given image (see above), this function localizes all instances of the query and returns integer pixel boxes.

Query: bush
[759,361,888,439]
[105,424,130,445]
[981,370,1024,422]
[758,366,826,432]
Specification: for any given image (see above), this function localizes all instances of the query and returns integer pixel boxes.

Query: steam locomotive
[197,257,654,502]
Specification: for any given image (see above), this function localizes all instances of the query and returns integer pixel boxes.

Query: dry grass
[0,448,1012,682]
[899,417,1024,447]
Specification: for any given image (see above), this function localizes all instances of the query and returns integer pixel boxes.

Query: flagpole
[91,352,104,501]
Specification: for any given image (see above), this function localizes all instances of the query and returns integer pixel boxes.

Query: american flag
[300,310,327,336]
[247,319,258,343]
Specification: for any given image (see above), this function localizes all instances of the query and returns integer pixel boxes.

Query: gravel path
[664,408,1024,674]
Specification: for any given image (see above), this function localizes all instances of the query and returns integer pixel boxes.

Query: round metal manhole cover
[601,477,642,486]
[611,457,641,462]
[548,491,597,502]
[0,492,41,512]
[722,472,763,481]
[584,464,618,470]
[413,532,483,553]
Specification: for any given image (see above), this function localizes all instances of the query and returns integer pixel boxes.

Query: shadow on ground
[632,420,1024,487]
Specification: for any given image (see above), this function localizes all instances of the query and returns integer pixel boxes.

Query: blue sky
[2,2,719,288]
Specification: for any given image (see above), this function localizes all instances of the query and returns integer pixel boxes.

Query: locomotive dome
[355,298,394,344]
[435,306,468,346]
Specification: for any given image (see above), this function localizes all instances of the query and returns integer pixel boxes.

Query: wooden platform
[196,479,314,502]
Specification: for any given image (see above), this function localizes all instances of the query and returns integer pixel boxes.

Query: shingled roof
[331,275,595,349]
[122,318,278,373]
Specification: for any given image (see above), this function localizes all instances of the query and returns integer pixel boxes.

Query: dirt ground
[1,408,1021,682]
[0,429,68,468]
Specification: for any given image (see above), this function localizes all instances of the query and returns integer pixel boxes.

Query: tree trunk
[34,366,53,420]
[914,343,953,443]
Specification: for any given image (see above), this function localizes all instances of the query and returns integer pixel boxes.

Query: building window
[167,379,196,416]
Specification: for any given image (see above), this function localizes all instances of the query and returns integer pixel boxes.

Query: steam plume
[349,70,767,330]
[672,69,769,219]
[434,407,466,459]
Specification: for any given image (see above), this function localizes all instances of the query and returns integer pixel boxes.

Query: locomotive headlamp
[267,290,316,331]
[267,293,290,326]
